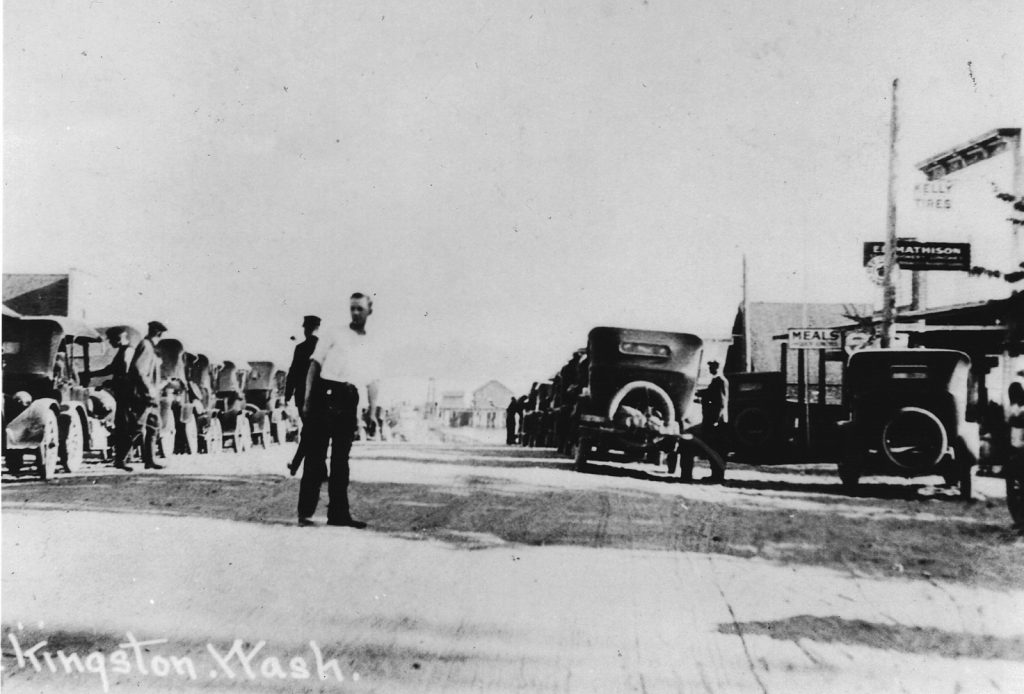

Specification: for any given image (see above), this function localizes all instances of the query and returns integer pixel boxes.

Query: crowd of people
[81,320,170,472]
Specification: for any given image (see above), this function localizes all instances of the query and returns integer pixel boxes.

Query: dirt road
[3,435,1023,692]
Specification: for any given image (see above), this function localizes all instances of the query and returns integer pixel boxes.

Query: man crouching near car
[297,292,380,529]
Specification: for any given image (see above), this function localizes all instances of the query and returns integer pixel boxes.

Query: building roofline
[915,128,1021,179]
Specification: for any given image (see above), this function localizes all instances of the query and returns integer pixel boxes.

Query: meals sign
[862,241,971,271]
[787,328,842,350]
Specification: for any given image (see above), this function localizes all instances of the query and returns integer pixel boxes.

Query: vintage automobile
[3,314,107,478]
[1006,374,1024,526]
[244,361,293,446]
[87,324,169,465]
[214,359,253,452]
[1001,298,1023,525]
[723,371,791,463]
[156,338,204,455]
[521,381,554,448]
[572,327,716,480]
[837,349,979,499]
[186,353,223,454]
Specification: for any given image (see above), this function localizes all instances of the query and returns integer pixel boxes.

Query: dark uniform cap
[105,327,127,341]
[708,360,720,366]
[303,315,321,328]
[148,321,168,333]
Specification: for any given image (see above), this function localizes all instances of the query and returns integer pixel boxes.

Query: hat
[148,321,168,333]
[105,326,126,341]
[708,359,720,366]
[303,315,321,328]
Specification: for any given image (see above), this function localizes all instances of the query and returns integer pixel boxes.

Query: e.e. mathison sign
[862,241,971,271]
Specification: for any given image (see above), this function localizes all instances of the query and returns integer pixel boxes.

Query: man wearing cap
[83,327,137,471]
[128,321,168,470]
[698,360,728,482]
[297,293,379,528]
[286,315,320,412]
[286,315,320,475]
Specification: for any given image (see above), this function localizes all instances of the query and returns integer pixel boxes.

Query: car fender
[955,421,980,465]
[5,399,61,449]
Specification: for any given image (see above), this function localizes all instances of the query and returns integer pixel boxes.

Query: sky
[4,0,1024,397]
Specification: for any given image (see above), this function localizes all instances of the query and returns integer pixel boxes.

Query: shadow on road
[722,476,971,503]
[719,615,1024,661]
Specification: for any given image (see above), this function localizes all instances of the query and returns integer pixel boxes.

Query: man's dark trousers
[298,379,359,523]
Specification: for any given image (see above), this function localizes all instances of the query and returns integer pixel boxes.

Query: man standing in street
[129,320,168,470]
[286,315,320,412]
[505,396,519,445]
[286,315,320,475]
[698,360,728,483]
[83,327,136,471]
[298,293,379,528]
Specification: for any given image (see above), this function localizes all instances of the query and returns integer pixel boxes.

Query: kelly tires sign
[862,240,971,271]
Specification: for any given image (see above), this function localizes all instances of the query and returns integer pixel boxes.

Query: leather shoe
[298,518,316,527]
[112,463,133,472]
[144,462,166,470]
[326,518,367,529]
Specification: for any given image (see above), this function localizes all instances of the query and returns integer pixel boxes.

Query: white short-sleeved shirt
[310,327,380,401]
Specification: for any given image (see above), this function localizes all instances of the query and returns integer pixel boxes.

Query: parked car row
[2,312,301,479]
[513,323,1024,523]
[514,327,722,482]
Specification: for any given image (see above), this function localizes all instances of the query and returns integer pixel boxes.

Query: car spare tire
[733,406,774,448]
[882,406,948,472]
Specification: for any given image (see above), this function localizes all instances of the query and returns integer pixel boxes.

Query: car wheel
[958,459,973,502]
[182,417,199,455]
[59,412,85,473]
[573,437,590,472]
[142,416,160,467]
[1007,460,1024,527]
[205,417,223,454]
[236,417,251,453]
[39,409,61,480]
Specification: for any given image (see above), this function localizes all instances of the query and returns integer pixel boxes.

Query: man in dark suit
[505,396,519,445]
[286,315,320,475]
[83,327,136,471]
[698,360,728,482]
[286,315,320,412]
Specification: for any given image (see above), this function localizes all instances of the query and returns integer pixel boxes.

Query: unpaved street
[3,434,1023,693]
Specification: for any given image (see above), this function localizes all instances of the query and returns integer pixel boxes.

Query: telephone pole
[880,78,900,347]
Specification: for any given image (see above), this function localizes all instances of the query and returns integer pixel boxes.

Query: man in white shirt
[297,293,379,528]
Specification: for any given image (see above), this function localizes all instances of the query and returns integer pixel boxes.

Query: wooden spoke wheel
[180,417,199,455]
[38,409,61,480]
[235,416,251,453]
[573,437,590,472]
[59,412,85,473]
[1007,461,1024,527]
[204,417,223,455]
[141,413,160,467]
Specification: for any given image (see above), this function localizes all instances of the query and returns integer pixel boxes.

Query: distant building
[3,273,70,316]
[472,380,514,428]
[438,391,472,427]
[725,301,873,404]
[725,301,872,373]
